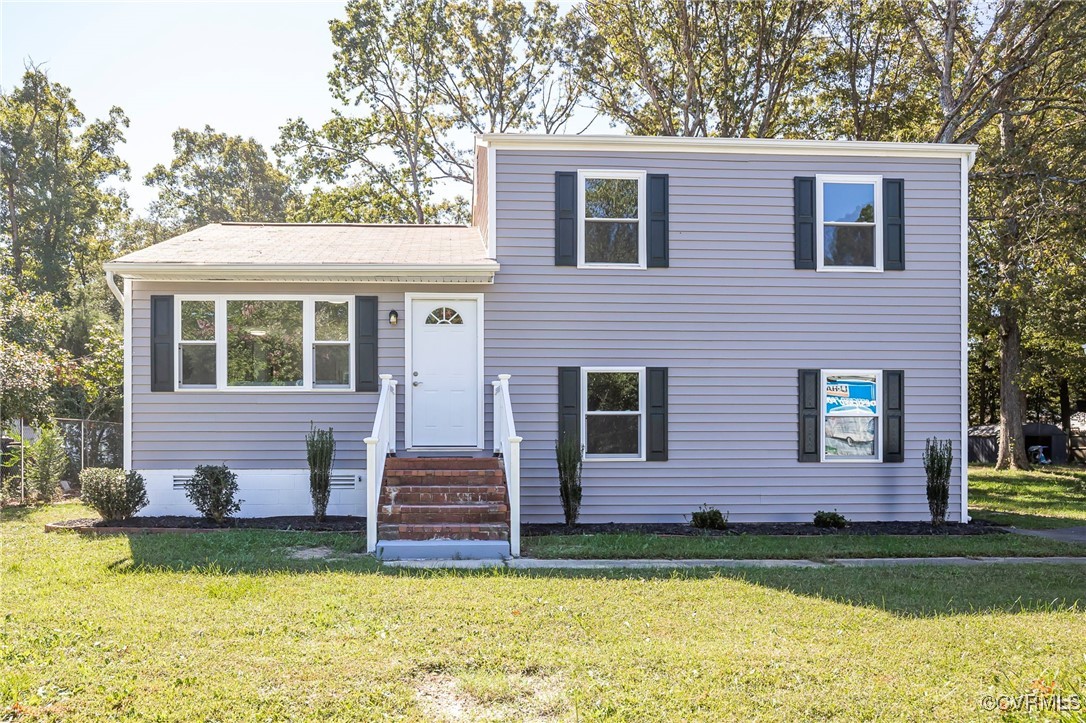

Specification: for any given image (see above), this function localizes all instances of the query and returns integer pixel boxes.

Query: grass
[969,465,1086,529]
[522,531,1086,560]
[3,502,1086,721]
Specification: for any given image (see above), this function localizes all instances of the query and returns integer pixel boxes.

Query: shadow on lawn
[114,530,1086,619]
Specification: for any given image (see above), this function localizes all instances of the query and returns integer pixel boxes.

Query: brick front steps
[377,456,511,543]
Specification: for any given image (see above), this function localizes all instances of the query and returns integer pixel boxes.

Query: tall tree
[276,0,582,223]
[0,66,129,297]
[145,125,292,232]
[903,0,1086,468]
[567,0,824,137]
[806,0,938,141]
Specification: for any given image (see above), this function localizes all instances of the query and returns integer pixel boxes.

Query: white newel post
[365,435,378,552]
[507,434,522,557]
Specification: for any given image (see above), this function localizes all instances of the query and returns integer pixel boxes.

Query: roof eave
[104,261,499,284]
[476,133,978,159]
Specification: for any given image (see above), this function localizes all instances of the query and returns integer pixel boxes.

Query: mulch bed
[522,520,1007,537]
[46,515,365,535]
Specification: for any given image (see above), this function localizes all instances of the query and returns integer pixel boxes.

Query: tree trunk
[1059,377,1072,434]
[5,177,21,285]
[995,308,1030,469]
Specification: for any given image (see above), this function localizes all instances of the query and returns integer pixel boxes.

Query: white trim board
[476,133,978,159]
[960,155,970,523]
[404,292,486,450]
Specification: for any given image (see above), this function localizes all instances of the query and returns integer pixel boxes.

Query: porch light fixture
[388,309,399,326]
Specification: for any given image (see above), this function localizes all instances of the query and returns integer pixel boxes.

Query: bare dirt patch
[414,672,568,722]
[286,546,367,562]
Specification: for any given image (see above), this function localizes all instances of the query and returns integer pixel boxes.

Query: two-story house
[105,133,975,559]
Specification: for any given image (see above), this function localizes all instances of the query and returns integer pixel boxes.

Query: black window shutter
[883,370,905,462]
[794,177,816,270]
[647,174,669,268]
[646,367,668,461]
[883,179,905,270]
[555,171,577,266]
[150,295,174,392]
[557,367,580,446]
[355,296,379,392]
[798,369,820,462]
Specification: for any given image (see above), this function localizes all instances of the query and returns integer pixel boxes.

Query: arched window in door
[425,307,463,325]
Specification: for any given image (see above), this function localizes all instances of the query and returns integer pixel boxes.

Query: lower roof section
[105,222,498,284]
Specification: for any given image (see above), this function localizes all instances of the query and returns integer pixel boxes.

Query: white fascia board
[476,133,978,160]
[104,262,498,284]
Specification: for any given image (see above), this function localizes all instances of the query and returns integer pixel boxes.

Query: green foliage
[79,467,148,520]
[923,438,953,527]
[25,426,67,502]
[145,125,292,233]
[813,510,848,529]
[690,504,727,531]
[0,279,67,425]
[0,66,129,298]
[568,0,822,137]
[555,437,582,525]
[305,426,336,522]
[276,0,577,223]
[185,465,242,523]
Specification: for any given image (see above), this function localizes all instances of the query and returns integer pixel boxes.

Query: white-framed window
[821,370,882,462]
[578,170,646,268]
[178,299,217,388]
[175,295,354,391]
[817,175,882,271]
[582,367,645,460]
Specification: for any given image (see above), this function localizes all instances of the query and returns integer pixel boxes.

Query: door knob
[413,381,422,386]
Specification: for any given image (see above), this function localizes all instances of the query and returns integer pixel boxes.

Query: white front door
[408,297,481,447]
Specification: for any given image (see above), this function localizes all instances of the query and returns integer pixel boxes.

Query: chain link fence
[2,419,123,499]
[54,418,123,480]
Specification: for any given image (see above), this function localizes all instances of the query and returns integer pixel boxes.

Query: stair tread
[383,502,508,510]
[379,522,509,530]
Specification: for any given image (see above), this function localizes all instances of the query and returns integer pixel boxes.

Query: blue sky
[2,1,344,212]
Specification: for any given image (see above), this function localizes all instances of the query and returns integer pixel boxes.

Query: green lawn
[3,503,1086,721]
[522,530,1086,560]
[969,465,1086,529]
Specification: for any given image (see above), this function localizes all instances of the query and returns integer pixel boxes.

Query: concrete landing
[375,540,510,561]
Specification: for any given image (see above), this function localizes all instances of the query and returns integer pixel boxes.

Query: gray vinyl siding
[128,146,965,523]
[487,149,964,523]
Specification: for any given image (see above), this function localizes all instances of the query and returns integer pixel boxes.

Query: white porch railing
[365,374,397,553]
[492,374,523,556]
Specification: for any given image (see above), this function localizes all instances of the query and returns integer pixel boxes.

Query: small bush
[186,464,242,523]
[813,509,848,529]
[306,426,336,522]
[80,468,148,520]
[26,426,67,502]
[555,437,583,525]
[924,437,953,526]
[690,504,728,530]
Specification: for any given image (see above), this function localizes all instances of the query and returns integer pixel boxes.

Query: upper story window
[579,170,646,268]
[817,175,882,271]
[176,296,354,391]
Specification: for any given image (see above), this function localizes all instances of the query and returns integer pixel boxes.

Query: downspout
[105,269,123,304]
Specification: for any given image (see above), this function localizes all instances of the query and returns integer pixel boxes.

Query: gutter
[476,133,979,160]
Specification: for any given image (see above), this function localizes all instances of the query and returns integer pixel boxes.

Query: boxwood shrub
[80,468,148,520]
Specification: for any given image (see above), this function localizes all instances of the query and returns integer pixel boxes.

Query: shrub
[80,467,148,520]
[306,426,336,522]
[690,504,728,530]
[555,437,583,525]
[26,426,67,502]
[186,464,242,523]
[813,509,848,529]
[924,437,953,527]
